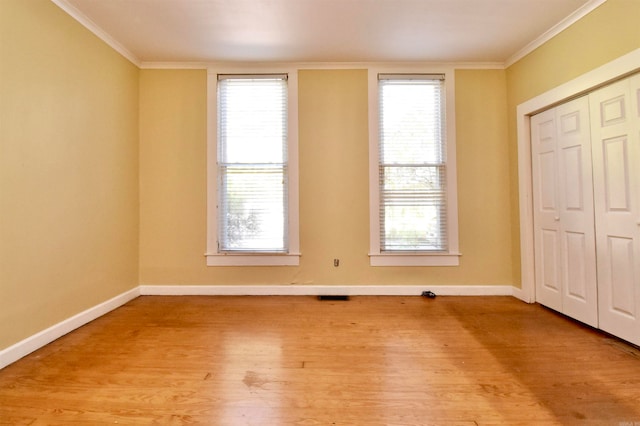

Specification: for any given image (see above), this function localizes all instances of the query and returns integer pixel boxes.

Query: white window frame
[368,67,460,266]
[206,67,300,266]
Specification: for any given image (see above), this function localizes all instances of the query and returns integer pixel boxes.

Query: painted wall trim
[504,0,608,67]
[511,286,529,303]
[139,284,515,297]
[0,287,140,370]
[49,0,604,71]
[1,284,516,369]
[50,0,141,67]
[517,48,640,305]
[140,61,506,70]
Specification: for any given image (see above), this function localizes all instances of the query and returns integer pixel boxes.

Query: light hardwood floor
[1,296,640,425]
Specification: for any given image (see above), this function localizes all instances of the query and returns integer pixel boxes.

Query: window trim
[206,67,300,266]
[368,67,460,266]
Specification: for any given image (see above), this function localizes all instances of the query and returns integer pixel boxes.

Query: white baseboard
[511,285,535,303]
[0,287,140,370]
[139,284,515,297]
[1,284,517,370]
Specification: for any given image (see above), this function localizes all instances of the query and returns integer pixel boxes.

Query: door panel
[556,97,598,327]
[564,231,588,301]
[603,136,631,211]
[590,75,640,345]
[539,152,558,210]
[532,109,562,311]
[541,229,561,293]
[608,236,635,318]
[532,96,598,326]
[562,145,583,210]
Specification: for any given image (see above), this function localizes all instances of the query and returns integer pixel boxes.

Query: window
[206,70,300,266]
[368,70,460,266]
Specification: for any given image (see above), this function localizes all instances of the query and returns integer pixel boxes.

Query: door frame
[516,48,640,303]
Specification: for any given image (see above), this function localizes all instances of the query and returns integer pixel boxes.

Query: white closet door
[532,108,562,312]
[590,75,640,346]
[556,98,598,326]
[531,96,598,326]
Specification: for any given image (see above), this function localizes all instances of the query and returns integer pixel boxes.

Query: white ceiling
[54,0,603,66]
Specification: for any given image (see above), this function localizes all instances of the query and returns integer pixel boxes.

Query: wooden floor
[1,296,640,425]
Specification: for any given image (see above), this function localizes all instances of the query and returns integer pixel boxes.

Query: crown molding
[505,0,608,68]
[140,61,506,70]
[140,62,209,70]
[52,0,606,71]
[50,0,141,67]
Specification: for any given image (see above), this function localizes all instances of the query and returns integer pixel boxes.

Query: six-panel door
[531,96,598,327]
[590,74,640,346]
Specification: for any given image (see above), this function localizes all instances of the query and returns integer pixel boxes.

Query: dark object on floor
[421,291,436,299]
[318,295,350,301]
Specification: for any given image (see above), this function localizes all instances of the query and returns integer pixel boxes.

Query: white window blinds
[378,74,447,252]
[217,74,288,253]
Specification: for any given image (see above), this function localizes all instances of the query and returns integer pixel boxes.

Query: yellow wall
[7,0,634,355]
[0,0,139,349]
[139,69,513,287]
[505,0,640,285]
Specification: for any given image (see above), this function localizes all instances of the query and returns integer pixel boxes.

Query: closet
[531,73,640,345]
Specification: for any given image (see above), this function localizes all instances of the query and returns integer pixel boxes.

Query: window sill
[205,253,301,266]
[369,252,461,267]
